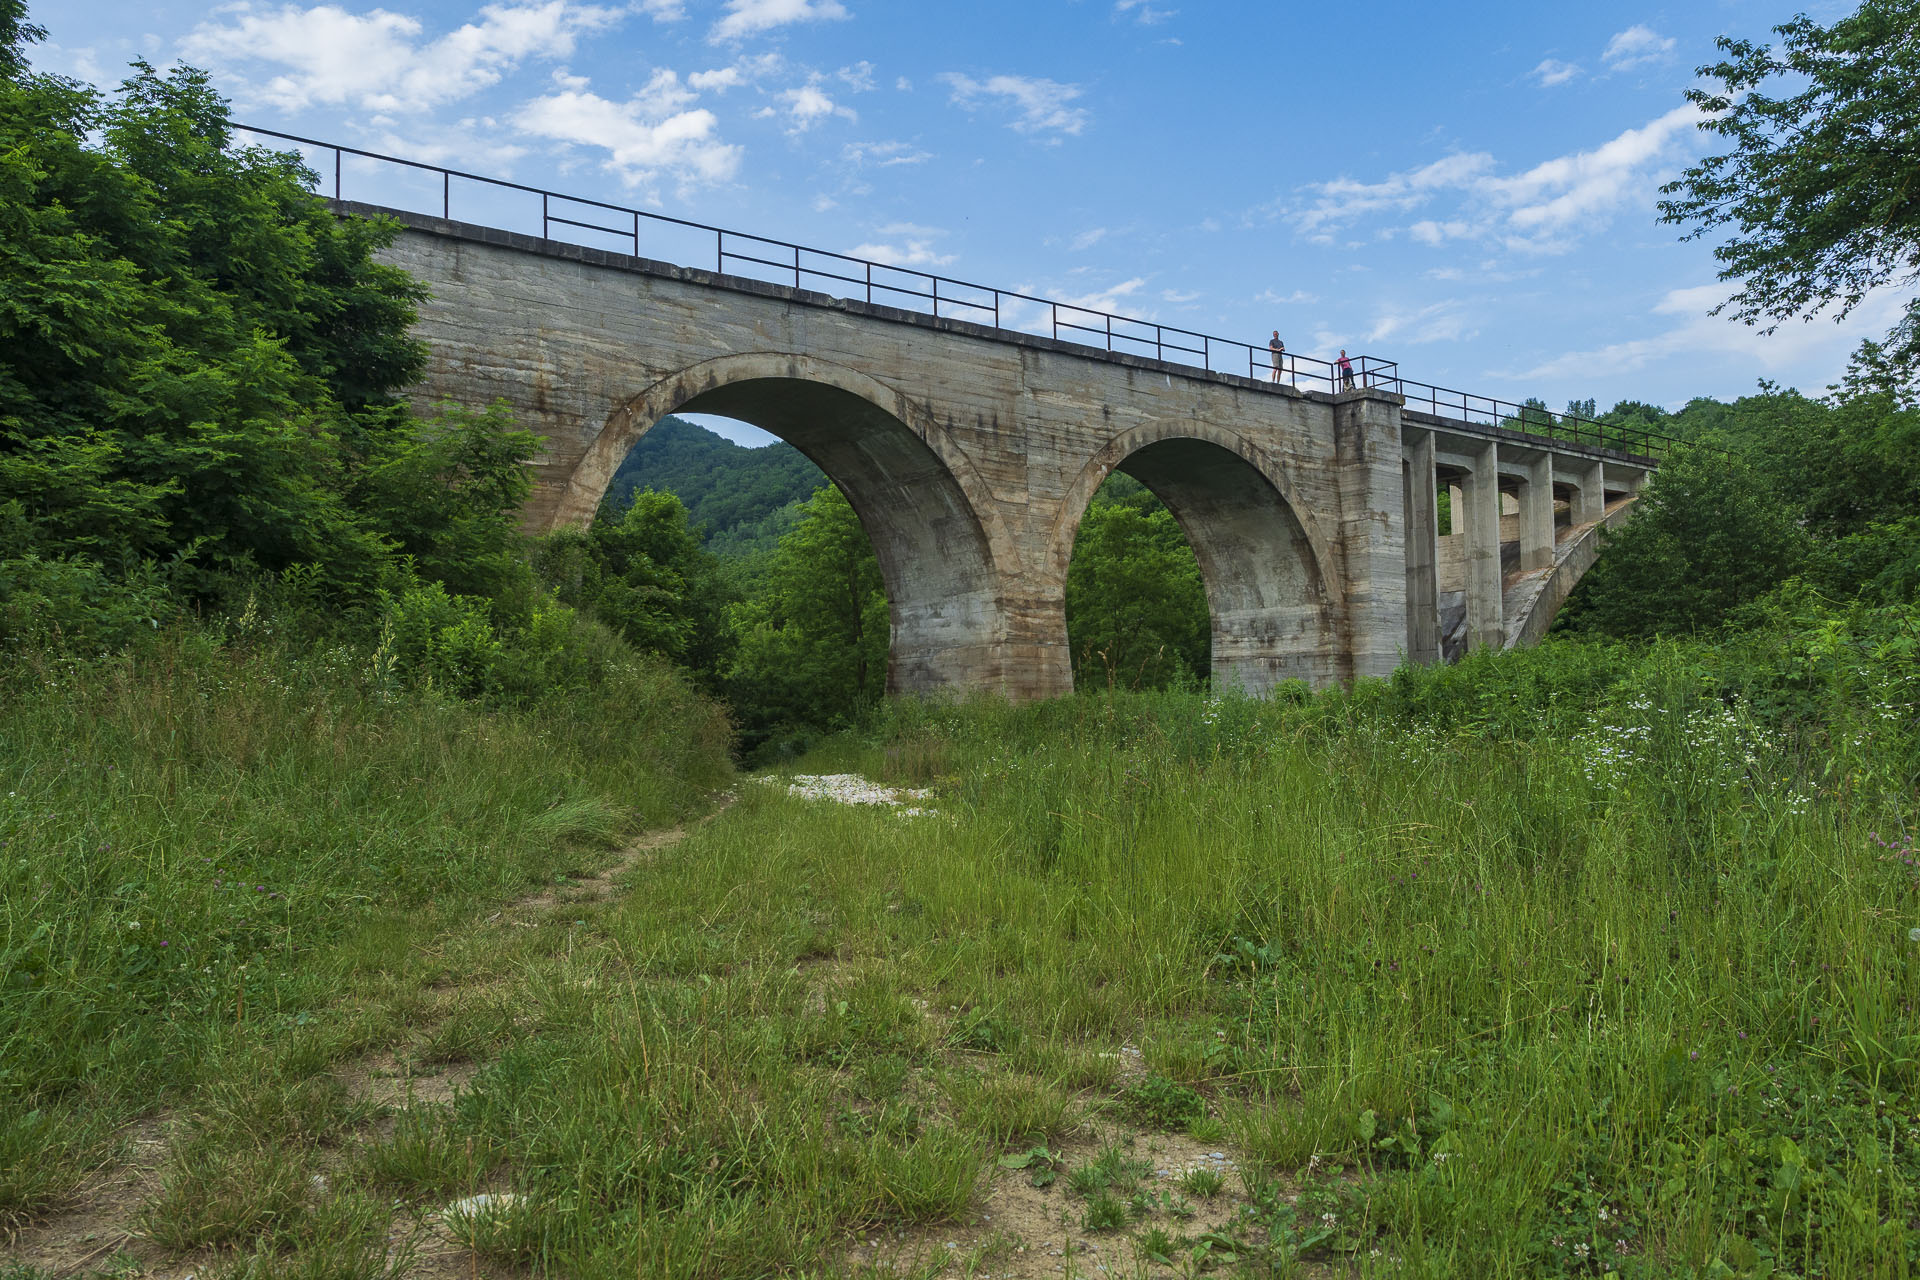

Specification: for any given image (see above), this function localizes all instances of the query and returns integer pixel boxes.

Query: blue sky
[35,0,1892,447]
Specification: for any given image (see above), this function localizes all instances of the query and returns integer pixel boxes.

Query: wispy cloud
[180,0,624,113]
[1291,151,1495,237]
[850,222,954,268]
[710,0,848,42]
[1114,0,1176,24]
[1286,103,1708,254]
[940,72,1088,137]
[1602,24,1674,71]
[1502,284,1909,382]
[1368,300,1475,345]
[1069,227,1107,251]
[842,139,930,167]
[1531,58,1579,87]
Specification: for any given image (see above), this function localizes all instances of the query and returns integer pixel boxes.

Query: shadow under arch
[552,352,1019,697]
[1050,422,1345,693]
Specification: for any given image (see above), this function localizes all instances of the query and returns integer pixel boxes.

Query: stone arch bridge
[360,203,1655,701]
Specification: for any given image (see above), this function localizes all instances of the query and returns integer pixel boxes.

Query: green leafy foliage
[0,52,429,595]
[1660,0,1920,383]
[531,489,734,682]
[726,484,888,741]
[1557,441,1808,638]
[1064,474,1209,690]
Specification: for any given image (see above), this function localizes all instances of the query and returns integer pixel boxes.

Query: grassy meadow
[4,632,1919,1279]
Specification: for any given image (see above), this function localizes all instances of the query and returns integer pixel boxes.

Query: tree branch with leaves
[1659,0,1920,385]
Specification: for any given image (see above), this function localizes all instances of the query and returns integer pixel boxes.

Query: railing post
[866,262,873,305]
[794,244,801,290]
[632,211,640,257]
[992,289,999,327]
[1105,313,1112,351]
[1051,304,1058,342]
[716,229,723,273]
[334,147,341,200]
[541,192,548,240]
[932,276,939,319]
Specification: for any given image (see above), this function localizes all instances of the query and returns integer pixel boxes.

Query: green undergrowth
[7,627,1920,1279]
[0,625,731,1237]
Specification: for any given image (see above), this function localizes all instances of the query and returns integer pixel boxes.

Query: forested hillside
[604,417,823,557]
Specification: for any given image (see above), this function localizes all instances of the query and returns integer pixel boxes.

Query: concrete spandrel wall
[375,215,1400,698]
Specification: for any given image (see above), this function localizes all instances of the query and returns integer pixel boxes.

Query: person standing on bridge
[1268,331,1286,383]
[1337,349,1354,391]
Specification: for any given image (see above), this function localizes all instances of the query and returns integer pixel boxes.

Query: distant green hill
[605,417,825,557]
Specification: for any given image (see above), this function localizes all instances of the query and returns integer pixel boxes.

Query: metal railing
[235,125,1683,462]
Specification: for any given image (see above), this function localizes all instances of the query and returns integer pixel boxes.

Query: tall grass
[7,625,1917,1278]
[0,626,731,1232]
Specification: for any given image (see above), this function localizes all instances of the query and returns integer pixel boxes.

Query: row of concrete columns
[1402,430,1628,660]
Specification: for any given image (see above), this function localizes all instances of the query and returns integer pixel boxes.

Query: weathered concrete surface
[1502,498,1638,649]
[366,204,1653,699]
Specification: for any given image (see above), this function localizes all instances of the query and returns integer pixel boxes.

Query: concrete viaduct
[360,204,1653,702]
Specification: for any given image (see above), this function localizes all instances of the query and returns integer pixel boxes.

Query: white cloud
[940,72,1088,137]
[181,1,623,113]
[363,115,530,168]
[1486,103,1702,246]
[1409,218,1473,245]
[1292,151,1494,235]
[1256,288,1317,305]
[1503,284,1910,382]
[1069,227,1107,251]
[1161,288,1201,304]
[688,66,742,91]
[515,83,740,190]
[1531,58,1579,87]
[836,60,875,91]
[1056,276,1147,315]
[774,79,854,132]
[842,139,930,166]
[633,0,685,19]
[1288,103,1709,254]
[1602,24,1675,71]
[850,222,954,268]
[710,0,848,42]
[1114,0,1176,23]
[1368,300,1475,346]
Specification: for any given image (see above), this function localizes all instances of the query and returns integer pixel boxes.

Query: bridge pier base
[1461,440,1504,653]
[1403,429,1441,664]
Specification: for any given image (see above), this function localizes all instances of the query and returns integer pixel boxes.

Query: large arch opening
[1059,432,1342,695]
[555,357,1013,701]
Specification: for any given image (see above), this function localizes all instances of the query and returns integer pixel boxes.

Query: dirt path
[5,801,733,1279]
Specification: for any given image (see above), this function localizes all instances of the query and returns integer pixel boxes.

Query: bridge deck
[341,200,1657,469]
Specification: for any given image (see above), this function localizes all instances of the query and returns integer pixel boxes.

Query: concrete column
[1447,482,1464,537]
[1403,431,1441,664]
[1605,463,1649,500]
[1568,457,1605,526]
[1333,390,1408,680]
[1517,453,1554,572]
[1462,440,1503,652]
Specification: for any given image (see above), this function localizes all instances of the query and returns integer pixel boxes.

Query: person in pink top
[1337,349,1354,391]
